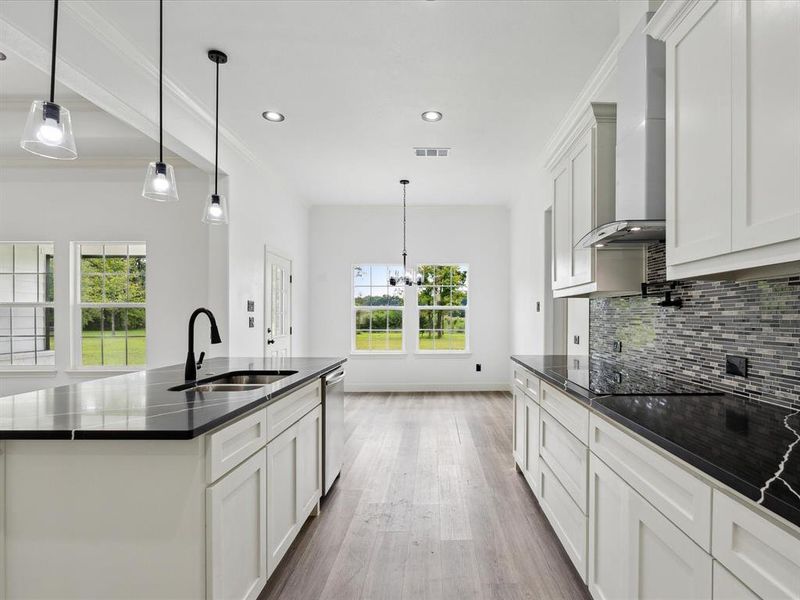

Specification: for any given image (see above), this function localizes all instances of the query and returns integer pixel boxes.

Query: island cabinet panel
[266,379,321,442]
[713,561,760,600]
[266,405,322,577]
[540,410,588,512]
[712,490,800,600]
[523,394,540,495]
[206,449,267,600]
[589,414,712,550]
[513,388,526,468]
[206,407,267,483]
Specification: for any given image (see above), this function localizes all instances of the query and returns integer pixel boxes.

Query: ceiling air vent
[414,147,449,157]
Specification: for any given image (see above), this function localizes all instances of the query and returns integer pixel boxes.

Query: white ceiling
[2,1,619,204]
[0,56,181,164]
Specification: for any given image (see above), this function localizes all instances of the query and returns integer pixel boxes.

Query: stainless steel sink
[169,370,298,392]
[193,384,264,393]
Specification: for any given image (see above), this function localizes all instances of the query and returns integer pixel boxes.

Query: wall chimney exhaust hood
[577,13,666,250]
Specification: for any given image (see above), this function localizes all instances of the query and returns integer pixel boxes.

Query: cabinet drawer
[713,561,759,600]
[541,409,588,512]
[540,381,589,444]
[712,490,800,600]
[539,460,588,582]
[266,380,321,442]
[589,413,712,550]
[512,365,540,402]
[206,408,267,483]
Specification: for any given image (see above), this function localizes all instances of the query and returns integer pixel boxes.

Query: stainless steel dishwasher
[322,368,345,495]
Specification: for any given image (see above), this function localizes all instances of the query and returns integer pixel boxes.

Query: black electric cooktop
[545,360,721,396]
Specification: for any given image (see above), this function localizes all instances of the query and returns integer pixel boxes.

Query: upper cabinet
[649,0,800,280]
[548,103,645,298]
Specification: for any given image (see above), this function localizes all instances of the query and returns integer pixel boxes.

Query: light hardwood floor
[259,391,590,600]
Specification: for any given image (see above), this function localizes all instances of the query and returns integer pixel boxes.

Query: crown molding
[539,33,622,171]
[644,0,699,40]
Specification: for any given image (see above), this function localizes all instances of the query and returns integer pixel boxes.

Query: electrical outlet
[613,340,622,353]
[475,363,481,372]
[248,316,255,328]
[726,355,748,377]
[246,300,255,312]
[536,301,541,313]
[573,335,580,345]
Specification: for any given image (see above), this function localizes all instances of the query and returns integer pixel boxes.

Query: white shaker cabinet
[512,376,541,496]
[266,405,322,577]
[548,103,645,298]
[207,449,268,600]
[588,454,713,600]
[650,0,800,279]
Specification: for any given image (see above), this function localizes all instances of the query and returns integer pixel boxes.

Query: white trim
[349,351,406,358]
[0,369,58,378]
[414,351,473,357]
[540,35,622,170]
[644,0,701,41]
[345,382,511,393]
[65,368,141,377]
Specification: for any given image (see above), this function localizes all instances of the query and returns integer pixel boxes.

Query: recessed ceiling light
[0,52,7,61]
[421,111,442,122]
[262,111,285,122]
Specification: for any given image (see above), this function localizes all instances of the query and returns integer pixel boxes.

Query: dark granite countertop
[512,355,800,529]
[0,357,346,440]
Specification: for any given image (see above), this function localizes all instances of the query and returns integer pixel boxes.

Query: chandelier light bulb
[209,202,223,218]
[36,117,64,145]
[152,171,170,193]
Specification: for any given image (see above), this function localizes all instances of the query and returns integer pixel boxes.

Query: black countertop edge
[0,359,347,441]
[510,355,800,529]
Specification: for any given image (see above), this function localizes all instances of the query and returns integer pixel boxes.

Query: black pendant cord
[158,0,163,163]
[214,58,219,195]
[49,0,59,103]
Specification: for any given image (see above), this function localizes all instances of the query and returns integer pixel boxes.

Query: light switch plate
[246,300,255,312]
[573,335,580,345]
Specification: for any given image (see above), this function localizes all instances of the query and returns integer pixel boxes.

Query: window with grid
[77,243,146,367]
[417,264,469,352]
[0,243,55,366]
[352,264,404,352]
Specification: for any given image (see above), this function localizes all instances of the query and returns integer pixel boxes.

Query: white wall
[0,165,220,396]
[310,205,509,391]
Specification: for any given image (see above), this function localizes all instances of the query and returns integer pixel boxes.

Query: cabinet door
[731,0,800,250]
[523,395,540,494]
[267,422,299,576]
[513,390,526,468]
[552,163,572,290]
[207,450,267,600]
[666,0,733,265]
[297,405,322,519]
[588,455,629,600]
[713,561,760,600]
[570,131,594,287]
[626,488,712,599]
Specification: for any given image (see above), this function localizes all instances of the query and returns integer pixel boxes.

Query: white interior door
[265,251,292,358]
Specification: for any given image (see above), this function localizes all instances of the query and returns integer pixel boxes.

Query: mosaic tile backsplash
[589,243,800,409]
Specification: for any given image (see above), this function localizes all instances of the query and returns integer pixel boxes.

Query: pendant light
[202,49,229,225]
[20,0,77,160]
[142,0,179,202]
[389,179,422,287]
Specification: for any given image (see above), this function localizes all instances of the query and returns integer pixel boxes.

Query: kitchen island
[0,356,345,600]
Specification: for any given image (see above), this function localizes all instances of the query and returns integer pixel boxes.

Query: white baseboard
[344,382,511,393]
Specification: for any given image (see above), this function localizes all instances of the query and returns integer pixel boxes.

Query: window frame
[0,242,56,370]
[414,263,470,355]
[72,242,147,370]
[350,263,406,355]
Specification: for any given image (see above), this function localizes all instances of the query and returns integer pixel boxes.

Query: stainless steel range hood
[577,13,666,250]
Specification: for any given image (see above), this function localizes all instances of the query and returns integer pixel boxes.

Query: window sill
[414,351,472,357]
[349,351,407,358]
[0,368,58,377]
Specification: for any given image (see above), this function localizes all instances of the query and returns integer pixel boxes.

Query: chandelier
[388,179,422,287]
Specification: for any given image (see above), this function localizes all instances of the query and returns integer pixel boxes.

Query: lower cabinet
[712,561,759,600]
[588,454,713,600]
[267,404,322,576]
[207,449,268,600]
[523,394,540,494]
[513,389,526,467]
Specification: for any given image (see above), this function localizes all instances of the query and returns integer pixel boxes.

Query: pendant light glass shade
[142,161,179,201]
[143,0,179,202]
[202,193,228,225]
[20,100,77,160]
